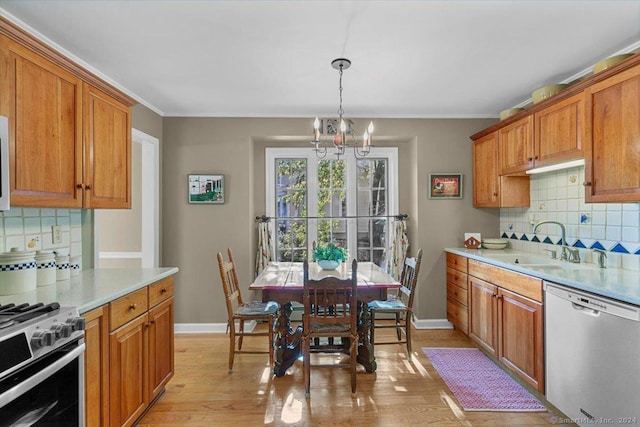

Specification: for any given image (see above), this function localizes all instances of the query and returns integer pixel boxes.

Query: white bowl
[482,238,509,250]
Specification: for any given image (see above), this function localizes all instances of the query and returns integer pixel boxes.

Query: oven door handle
[0,342,85,408]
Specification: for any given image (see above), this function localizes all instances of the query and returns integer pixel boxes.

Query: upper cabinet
[473,132,530,208]
[499,94,584,176]
[583,62,640,203]
[0,18,135,209]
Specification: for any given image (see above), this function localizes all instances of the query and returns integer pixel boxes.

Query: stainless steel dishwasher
[545,282,640,426]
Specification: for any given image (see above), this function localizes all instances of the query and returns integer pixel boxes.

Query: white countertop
[446,248,640,306]
[0,267,179,313]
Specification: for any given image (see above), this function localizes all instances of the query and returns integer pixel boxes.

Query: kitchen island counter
[0,267,179,313]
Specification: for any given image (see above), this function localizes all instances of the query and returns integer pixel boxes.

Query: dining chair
[302,259,358,398]
[368,248,423,360]
[217,248,279,373]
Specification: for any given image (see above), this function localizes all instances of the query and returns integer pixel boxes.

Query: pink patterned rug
[423,348,546,412]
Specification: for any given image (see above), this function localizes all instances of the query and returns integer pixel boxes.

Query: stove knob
[66,317,86,331]
[31,330,56,348]
[51,322,72,338]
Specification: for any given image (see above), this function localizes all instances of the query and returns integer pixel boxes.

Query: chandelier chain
[338,64,344,117]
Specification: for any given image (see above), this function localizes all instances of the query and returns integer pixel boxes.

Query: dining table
[250,261,401,377]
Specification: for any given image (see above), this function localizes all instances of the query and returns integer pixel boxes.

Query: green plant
[313,243,347,262]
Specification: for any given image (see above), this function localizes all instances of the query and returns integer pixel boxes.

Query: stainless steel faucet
[533,220,569,261]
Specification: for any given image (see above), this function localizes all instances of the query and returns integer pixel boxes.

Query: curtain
[387,219,409,280]
[255,222,273,276]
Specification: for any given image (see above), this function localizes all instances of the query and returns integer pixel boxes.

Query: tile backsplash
[0,208,83,257]
[500,166,640,271]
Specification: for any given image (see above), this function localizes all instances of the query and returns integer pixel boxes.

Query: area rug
[423,347,546,412]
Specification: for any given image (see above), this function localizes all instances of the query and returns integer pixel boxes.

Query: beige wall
[162,117,499,324]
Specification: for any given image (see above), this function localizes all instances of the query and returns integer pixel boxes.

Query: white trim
[98,252,143,259]
[412,318,454,330]
[133,129,161,267]
[175,321,257,334]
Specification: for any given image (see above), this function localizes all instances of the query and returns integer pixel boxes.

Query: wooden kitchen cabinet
[499,95,583,175]
[468,259,544,392]
[148,278,175,401]
[499,115,534,175]
[472,132,530,208]
[110,311,149,427]
[83,83,131,208]
[83,305,110,427]
[446,253,469,334]
[0,19,134,209]
[108,277,174,427]
[469,276,498,355]
[0,34,83,207]
[533,93,583,169]
[583,61,640,202]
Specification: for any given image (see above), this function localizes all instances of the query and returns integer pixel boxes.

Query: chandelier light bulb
[313,117,320,141]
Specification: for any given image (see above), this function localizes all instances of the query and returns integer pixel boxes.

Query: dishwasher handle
[571,302,600,317]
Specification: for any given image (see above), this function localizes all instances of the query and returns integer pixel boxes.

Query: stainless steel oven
[0,303,86,426]
[0,115,9,211]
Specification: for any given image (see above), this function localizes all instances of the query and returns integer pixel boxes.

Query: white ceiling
[1,1,639,118]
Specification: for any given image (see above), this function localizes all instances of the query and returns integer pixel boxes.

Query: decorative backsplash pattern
[0,208,82,258]
[500,166,640,270]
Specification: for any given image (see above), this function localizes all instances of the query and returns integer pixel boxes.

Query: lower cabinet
[82,276,174,427]
[83,305,110,427]
[467,259,544,393]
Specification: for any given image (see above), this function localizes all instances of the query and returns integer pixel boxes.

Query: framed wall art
[188,174,224,204]
[428,173,463,199]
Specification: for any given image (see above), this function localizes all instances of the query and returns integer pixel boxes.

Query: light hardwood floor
[138,326,562,426]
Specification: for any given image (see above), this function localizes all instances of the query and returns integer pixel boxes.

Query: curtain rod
[255,214,408,223]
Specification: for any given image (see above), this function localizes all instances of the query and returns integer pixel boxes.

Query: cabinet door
[110,313,149,427]
[83,305,110,427]
[534,93,583,168]
[84,83,131,209]
[148,297,174,401]
[584,63,640,202]
[498,288,544,392]
[469,277,498,356]
[473,133,500,207]
[499,115,534,175]
[0,35,83,207]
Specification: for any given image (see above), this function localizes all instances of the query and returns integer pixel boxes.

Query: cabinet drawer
[446,267,467,289]
[446,253,468,273]
[468,259,542,302]
[447,281,468,306]
[110,288,148,331]
[149,277,174,308]
[447,298,468,335]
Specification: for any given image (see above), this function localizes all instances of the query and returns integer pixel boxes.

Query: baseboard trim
[175,319,451,333]
[412,318,454,330]
[175,321,257,334]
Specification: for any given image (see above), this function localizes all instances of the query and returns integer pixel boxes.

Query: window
[266,147,398,268]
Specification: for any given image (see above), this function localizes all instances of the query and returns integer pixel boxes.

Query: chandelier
[310,58,374,159]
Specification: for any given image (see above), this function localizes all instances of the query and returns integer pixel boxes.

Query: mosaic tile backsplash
[500,166,640,271]
[0,208,82,258]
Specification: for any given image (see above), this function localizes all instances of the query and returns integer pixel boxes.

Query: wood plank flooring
[138,326,563,426]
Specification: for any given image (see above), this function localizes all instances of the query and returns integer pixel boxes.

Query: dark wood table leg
[272,302,302,377]
[356,301,377,373]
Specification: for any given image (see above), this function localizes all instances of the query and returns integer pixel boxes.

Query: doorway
[94,129,159,268]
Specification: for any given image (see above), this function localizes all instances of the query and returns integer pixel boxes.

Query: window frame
[266,147,399,262]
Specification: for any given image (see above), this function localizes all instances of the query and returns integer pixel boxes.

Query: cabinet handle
[534,156,539,160]
[527,157,533,161]
[583,181,592,187]
[76,183,85,189]
[128,304,137,311]
[493,192,498,197]
[85,184,91,190]
[160,288,167,294]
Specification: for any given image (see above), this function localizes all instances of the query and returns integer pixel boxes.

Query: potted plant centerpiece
[313,243,347,270]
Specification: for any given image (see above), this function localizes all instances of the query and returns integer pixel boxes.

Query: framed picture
[428,173,463,199]
[188,174,224,204]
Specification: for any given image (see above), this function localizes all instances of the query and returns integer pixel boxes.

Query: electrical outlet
[52,225,62,244]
